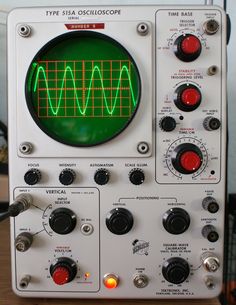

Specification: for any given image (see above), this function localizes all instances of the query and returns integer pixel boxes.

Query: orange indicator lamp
[103,273,119,289]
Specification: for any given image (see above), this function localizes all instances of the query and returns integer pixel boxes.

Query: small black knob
[24,168,41,185]
[163,208,190,234]
[203,117,221,131]
[94,169,110,185]
[174,84,202,112]
[49,208,77,235]
[202,197,219,213]
[106,208,133,235]
[129,168,145,185]
[50,257,77,285]
[202,225,219,242]
[174,34,202,62]
[162,257,190,284]
[59,169,76,185]
[160,116,176,132]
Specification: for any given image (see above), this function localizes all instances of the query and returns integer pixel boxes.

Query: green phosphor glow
[26,31,141,146]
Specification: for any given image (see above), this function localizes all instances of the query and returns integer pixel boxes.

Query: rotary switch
[172,143,203,174]
[24,168,41,185]
[50,257,77,286]
[174,34,202,62]
[174,84,202,112]
[159,116,176,132]
[49,208,77,235]
[162,257,190,284]
[106,208,134,235]
[59,168,76,185]
[163,208,190,235]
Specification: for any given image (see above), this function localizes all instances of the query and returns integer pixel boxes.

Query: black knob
[162,257,190,284]
[50,257,77,285]
[106,208,133,235]
[94,169,110,185]
[174,84,202,112]
[24,168,41,185]
[203,116,221,131]
[174,34,202,62]
[202,225,219,242]
[49,208,77,235]
[159,116,176,132]
[163,208,190,235]
[59,169,76,185]
[171,143,203,174]
[202,197,219,214]
[129,168,145,185]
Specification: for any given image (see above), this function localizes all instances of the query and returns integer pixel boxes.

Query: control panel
[8,5,227,299]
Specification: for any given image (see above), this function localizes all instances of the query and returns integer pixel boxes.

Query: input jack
[15,232,33,252]
[204,276,215,289]
[19,275,31,289]
[201,252,220,272]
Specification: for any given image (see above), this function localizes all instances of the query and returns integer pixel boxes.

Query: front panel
[8,5,227,298]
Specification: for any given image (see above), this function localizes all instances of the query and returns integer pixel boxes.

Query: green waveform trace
[33,62,138,116]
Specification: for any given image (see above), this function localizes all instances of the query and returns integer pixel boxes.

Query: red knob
[179,151,202,173]
[175,84,202,112]
[52,266,70,285]
[181,88,201,107]
[181,35,201,55]
[174,34,202,62]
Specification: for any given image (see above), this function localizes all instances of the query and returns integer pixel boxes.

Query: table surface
[0,174,8,203]
[0,220,221,305]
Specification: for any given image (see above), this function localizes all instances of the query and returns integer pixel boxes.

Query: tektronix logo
[132,239,150,256]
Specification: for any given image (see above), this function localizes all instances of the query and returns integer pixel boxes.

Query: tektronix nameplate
[8,5,227,299]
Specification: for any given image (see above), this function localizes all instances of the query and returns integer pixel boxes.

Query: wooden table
[0,174,8,203]
[0,220,221,305]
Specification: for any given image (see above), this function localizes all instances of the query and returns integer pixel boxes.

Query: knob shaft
[172,143,203,174]
[24,168,41,185]
[162,257,190,284]
[174,34,202,62]
[49,208,77,235]
[129,168,145,185]
[59,169,76,185]
[50,257,77,285]
[174,84,202,112]
[106,208,134,235]
[163,208,190,234]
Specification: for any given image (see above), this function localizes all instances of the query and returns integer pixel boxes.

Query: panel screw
[137,142,149,154]
[137,22,149,36]
[19,142,33,154]
[18,24,31,37]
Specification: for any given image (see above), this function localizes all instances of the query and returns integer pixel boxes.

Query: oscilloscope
[7,4,227,299]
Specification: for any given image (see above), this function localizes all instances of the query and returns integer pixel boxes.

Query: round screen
[25,31,141,146]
